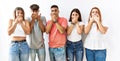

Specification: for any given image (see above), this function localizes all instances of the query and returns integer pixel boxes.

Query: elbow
[101,31,106,34]
[8,30,12,35]
[67,32,70,35]
[25,31,30,35]
[84,29,88,35]
[42,28,46,33]
[8,32,11,36]
[46,30,49,34]
[77,30,83,34]
[25,30,30,35]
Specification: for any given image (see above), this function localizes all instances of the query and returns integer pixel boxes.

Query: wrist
[53,20,58,23]
[71,22,75,25]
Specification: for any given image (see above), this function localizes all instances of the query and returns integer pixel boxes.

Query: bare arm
[38,17,45,32]
[46,21,53,34]
[30,19,35,33]
[20,20,30,35]
[8,19,17,35]
[97,21,108,34]
[76,23,84,34]
[67,23,74,35]
[84,21,93,34]
[55,22,66,34]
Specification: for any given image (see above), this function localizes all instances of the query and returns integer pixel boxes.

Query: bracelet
[53,20,58,23]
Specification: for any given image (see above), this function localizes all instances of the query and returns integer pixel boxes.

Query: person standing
[66,8,84,61]
[46,5,68,61]
[84,7,108,61]
[27,4,46,61]
[8,7,30,61]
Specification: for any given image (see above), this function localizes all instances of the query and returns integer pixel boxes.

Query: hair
[89,7,102,22]
[30,4,39,11]
[14,7,25,20]
[69,8,82,22]
[51,5,59,9]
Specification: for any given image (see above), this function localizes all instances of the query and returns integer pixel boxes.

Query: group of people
[8,4,108,61]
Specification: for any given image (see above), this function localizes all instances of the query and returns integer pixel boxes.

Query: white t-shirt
[84,23,107,50]
[67,22,84,42]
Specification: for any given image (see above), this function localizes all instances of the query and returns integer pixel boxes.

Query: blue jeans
[66,40,83,61]
[29,44,46,61]
[49,46,66,61]
[9,41,29,61]
[85,48,106,61]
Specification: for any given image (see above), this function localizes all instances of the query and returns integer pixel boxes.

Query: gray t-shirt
[26,16,46,49]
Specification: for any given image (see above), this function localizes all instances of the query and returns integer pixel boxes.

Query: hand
[89,16,95,23]
[37,14,41,20]
[16,16,23,23]
[31,14,37,20]
[72,17,78,24]
[93,16,100,23]
[51,13,57,22]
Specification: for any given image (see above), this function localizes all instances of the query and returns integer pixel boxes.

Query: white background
[0,0,120,61]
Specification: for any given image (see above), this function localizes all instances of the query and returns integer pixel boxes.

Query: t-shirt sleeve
[41,16,46,25]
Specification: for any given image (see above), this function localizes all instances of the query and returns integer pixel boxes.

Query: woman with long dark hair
[66,8,84,61]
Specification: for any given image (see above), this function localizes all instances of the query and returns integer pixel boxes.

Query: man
[27,4,46,61]
[46,5,68,61]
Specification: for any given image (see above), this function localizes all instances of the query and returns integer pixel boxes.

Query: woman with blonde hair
[84,7,108,61]
[8,7,30,61]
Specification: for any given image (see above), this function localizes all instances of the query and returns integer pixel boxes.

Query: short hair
[51,5,59,9]
[30,4,39,11]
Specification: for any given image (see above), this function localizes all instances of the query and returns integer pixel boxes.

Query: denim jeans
[49,46,66,61]
[9,41,29,61]
[29,44,46,61]
[66,40,83,61]
[85,48,106,61]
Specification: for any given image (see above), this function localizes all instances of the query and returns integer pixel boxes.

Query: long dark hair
[14,7,25,20]
[69,8,82,22]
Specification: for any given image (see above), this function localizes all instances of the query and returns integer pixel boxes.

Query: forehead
[16,10,23,12]
[51,7,58,10]
[92,9,98,12]
[72,12,78,14]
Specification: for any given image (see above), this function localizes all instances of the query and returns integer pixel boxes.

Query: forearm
[30,20,35,32]
[76,24,83,34]
[84,22,93,34]
[46,21,53,34]
[20,22,30,35]
[55,23,65,34]
[67,24,74,35]
[8,23,17,35]
[38,20,45,32]
[97,22,108,34]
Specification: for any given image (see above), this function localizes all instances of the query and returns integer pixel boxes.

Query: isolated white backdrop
[0,0,120,61]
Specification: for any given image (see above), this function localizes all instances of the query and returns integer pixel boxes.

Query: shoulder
[60,17,67,20]
[40,16,46,18]
[41,16,46,21]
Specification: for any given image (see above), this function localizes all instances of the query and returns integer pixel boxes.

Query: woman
[8,7,30,61]
[66,8,84,61]
[84,7,108,61]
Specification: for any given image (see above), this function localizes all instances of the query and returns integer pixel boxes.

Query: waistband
[67,40,82,44]
[12,39,26,43]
